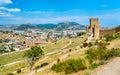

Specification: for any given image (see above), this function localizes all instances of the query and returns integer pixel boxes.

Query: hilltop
[14,22,86,31]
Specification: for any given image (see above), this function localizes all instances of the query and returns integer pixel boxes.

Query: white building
[63,30,86,36]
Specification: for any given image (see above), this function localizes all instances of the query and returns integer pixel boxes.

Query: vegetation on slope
[51,38,120,74]
[51,58,86,74]
[104,32,120,41]
[1,32,120,75]
[42,37,69,53]
[24,46,44,71]
[0,51,25,65]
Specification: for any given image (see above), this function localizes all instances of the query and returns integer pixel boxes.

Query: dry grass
[42,37,69,53]
[0,61,28,75]
[66,34,88,49]
[107,39,120,49]
[33,48,88,75]
[0,34,89,75]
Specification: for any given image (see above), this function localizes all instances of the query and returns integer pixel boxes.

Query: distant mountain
[36,24,57,29]
[0,25,4,26]
[56,22,85,31]
[15,24,37,30]
[14,22,86,31]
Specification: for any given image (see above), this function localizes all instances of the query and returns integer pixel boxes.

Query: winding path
[2,39,72,67]
[92,57,120,75]
[25,47,87,75]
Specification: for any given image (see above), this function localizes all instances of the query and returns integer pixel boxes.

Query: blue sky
[0,0,120,27]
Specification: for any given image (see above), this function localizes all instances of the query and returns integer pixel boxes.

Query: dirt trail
[3,60,24,67]
[2,39,72,67]
[0,48,30,56]
[86,35,93,43]
[25,47,87,75]
[62,39,72,49]
[46,39,72,55]
[92,57,120,75]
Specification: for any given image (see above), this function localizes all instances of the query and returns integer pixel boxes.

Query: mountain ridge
[14,22,86,31]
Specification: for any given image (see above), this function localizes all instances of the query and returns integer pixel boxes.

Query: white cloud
[13,10,120,27]
[1,8,120,27]
[100,4,107,8]
[0,11,13,16]
[12,15,89,24]
[25,11,54,14]
[0,7,21,12]
[0,0,12,5]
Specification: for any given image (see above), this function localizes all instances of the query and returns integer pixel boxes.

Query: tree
[0,46,6,54]
[24,46,44,71]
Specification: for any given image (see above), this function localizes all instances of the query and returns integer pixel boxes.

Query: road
[92,57,120,75]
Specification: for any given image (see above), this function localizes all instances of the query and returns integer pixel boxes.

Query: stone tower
[89,18,101,38]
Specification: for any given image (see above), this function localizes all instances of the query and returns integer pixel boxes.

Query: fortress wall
[88,18,120,37]
[100,28,116,36]
[90,18,98,27]
[116,26,120,32]
[100,26,120,36]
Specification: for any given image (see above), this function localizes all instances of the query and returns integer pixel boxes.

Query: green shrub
[105,34,114,41]
[114,48,120,56]
[65,65,73,74]
[16,68,21,74]
[42,46,44,48]
[84,72,91,75]
[69,49,72,52]
[94,40,98,45]
[99,60,107,65]
[86,47,120,61]
[83,42,88,47]
[96,41,108,49]
[57,59,60,63]
[86,48,108,60]
[114,32,120,39]
[86,55,93,64]
[104,32,120,41]
[6,73,14,75]
[35,65,40,69]
[51,58,86,74]
[89,63,99,69]
[0,64,4,68]
[89,60,106,70]
[40,62,48,68]
[109,48,120,57]
[35,62,48,69]
[88,42,92,47]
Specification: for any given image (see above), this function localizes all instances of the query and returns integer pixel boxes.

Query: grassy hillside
[107,39,120,49]
[0,35,87,75]
[43,37,69,53]
[0,51,25,65]
[0,37,69,65]
[66,34,88,49]
[33,39,120,75]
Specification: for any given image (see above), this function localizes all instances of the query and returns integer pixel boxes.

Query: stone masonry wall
[100,26,120,36]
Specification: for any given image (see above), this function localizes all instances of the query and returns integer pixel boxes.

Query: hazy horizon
[0,0,120,27]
